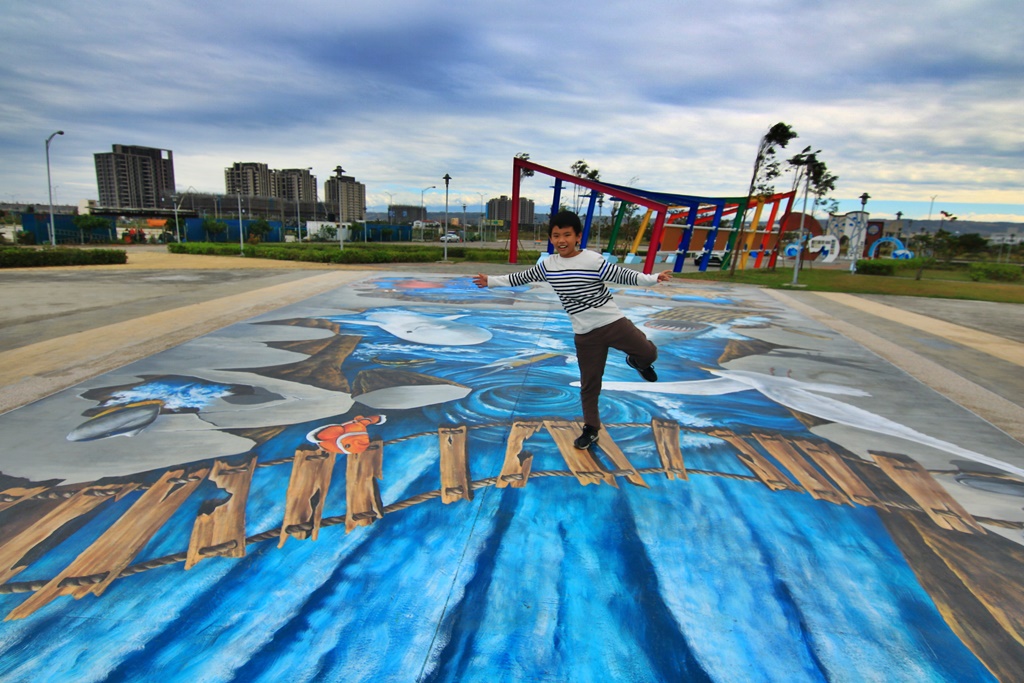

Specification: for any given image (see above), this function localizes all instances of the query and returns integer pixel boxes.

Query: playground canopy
[508,158,797,274]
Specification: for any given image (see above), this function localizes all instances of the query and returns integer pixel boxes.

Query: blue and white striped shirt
[487,250,660,334]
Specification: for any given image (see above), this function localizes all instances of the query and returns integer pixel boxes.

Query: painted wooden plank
[795,439,884,508]
[497,421,542,489]
[0,484,132,587]
[652,418,687,481]
[873,451,985,533]
[596,431,649,488]
[186,455,257,570]
[0,486,51,513]
[346,440,384,533]
[6,468,206,621]
[753,432,849,505]
[710,429,799,492]
[278,448,336,547]
[438,425,472,503]
[543,420,615,487]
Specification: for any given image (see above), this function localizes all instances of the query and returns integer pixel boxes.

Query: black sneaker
[573,424,600,450]
[627,355,658,382]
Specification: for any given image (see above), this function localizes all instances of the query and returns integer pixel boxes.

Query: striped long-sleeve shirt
[487,250,660,334]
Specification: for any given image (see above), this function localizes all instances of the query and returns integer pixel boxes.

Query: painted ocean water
[0,283,999,682]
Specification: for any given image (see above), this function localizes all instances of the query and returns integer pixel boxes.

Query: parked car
[693,251,724,267]
[440,232,461,242]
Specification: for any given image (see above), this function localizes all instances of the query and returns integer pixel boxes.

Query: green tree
[247,219,273,243]
[956,232,988,256]
[202,218,228,242]
[72,214,113,244]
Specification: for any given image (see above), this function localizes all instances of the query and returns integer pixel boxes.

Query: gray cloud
[1,0,1021,220]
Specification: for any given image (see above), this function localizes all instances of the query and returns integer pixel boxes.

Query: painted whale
[597,368,1024,479]
[337,311,492,346]
[66,400,163,442]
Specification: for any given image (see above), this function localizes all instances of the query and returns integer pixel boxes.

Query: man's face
[549,225,579,257]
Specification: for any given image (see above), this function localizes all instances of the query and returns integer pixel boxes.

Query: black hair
[548,210,582,236]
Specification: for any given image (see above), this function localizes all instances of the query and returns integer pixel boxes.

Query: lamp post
[296,167,311,242]
[857,192,871,272]
[334,166,345,250]
[384,191,394,224]
[172,186,197,243]
[443,174,452,261]
[237,194,245,256]
[462,202,467,242]
[45,130,64,246]
[477,192,486,241]
[420,185,435,240]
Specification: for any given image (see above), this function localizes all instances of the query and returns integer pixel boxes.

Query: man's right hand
[473,274,489,288]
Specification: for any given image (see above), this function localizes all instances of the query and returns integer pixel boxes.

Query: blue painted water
[0,289,996,682]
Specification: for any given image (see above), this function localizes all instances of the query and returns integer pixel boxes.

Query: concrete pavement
[2,248,1021,441]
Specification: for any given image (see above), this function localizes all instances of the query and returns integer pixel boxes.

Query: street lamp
[237,194,245,256]
[477,192,486,241]
[442,174,452,261]
[45,130,64,246]
[296,167,311,242]
[462,202,467,242]
[334,166,345,250]
[420,185,435,240]
[384,191,394,232]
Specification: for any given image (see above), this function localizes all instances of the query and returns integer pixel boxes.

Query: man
[474,210,671,449]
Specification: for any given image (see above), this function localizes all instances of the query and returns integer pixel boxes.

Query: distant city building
[390,204,426,224]
[224,163,318,205]
[94,144,176,209]
[324,172,366,222]
[275,168,318,203]
[487,195,535,227]
[224,162,273,197]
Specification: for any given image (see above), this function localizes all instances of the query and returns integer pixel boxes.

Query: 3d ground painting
[1,274,1023,682]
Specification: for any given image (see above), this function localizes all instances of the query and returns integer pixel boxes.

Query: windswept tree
[786,147,839,274]
[570,159,601,214]
[730,122,799,274]
[515,152,534,181]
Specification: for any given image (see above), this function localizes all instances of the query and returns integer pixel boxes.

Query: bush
[855,259,896,276]
[969,262,1022,282]
[0,246,127,268]
[166,242,540,265]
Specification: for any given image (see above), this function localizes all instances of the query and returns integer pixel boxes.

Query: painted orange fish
[305,414,386,455]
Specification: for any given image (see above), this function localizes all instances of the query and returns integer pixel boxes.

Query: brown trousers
[573,317,657,429]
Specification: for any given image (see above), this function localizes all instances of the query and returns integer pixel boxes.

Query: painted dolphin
[66,400,164,442]
[596,368,1024,479]
[337,311,492,346]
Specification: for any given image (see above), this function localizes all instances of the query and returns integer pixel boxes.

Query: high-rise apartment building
[487,195,535,227]
[275,168,318,203]
[324,172,366,222]
[225,162,273,197]
[224,163,318,204]
[94,144,176,209]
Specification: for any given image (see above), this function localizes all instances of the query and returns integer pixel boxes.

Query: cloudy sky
[3,0,1022,222]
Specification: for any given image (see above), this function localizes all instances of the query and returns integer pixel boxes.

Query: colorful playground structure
[507,158,880,274]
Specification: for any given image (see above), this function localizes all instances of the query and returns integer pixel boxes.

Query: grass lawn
[673,265,1024,304]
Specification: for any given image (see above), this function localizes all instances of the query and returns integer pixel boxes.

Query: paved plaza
[0,249,1022,681]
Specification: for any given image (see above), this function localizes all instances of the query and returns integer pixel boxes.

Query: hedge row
[167,242,533,264]
[0,247,128,268]
[969,262,1022,282]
